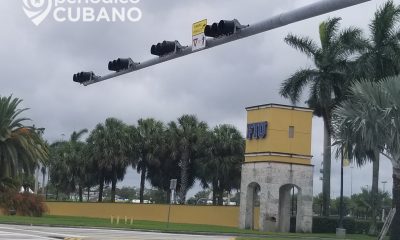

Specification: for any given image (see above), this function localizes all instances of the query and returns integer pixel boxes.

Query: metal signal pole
[77,0,371,86]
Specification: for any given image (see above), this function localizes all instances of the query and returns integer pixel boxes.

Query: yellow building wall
[46,202,241,227]
[246,105,313,165]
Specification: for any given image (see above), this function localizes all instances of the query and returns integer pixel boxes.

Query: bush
[312,216,340,233]
[0,190,47,217]
[312,216,384,234]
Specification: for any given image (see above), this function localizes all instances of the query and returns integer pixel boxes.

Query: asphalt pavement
[0,224,235,240]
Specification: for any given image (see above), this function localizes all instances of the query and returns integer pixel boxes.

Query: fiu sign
[247,122,268,140]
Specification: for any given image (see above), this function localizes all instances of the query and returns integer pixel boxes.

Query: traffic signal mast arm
[80,0,370,86]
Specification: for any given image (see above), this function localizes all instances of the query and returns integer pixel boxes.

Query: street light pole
[79,0,371,86]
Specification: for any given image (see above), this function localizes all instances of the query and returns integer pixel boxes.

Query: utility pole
[74,0,371,86]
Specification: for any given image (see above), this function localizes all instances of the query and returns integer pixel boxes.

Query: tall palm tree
[198,125,244,205]
[168,115,208,204]
[333,109,381,234]
[87,118,131,202]
[356,1,400,80]
[48,142,75,198]
[48,130,88,201]
[69,129,88,202]
[134,118,164,203]
[0,95,48,179]
[350,1,400,234]
[332,76,400,240]
[86,124,107,202]
[280,18,365,216]
[146,127,181,203]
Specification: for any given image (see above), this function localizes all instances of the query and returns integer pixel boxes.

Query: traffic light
[151,40,184,57]
[108,58,137,72]
[73,71,97,83]
[204,19,247,38]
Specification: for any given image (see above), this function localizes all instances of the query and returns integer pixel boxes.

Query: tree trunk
[78,184,83,202]
[111,176,117,203]
[139,167,146,204]
[166,190,171,204]
[87,187,90,202]
[42,169,46,194]
[322,119,331,217]
[368,150,379,236]
[212,180,217,205]
[178,154,189,204]
[217,187,224,206]
[98,178,104,202]
[45,171,49,200]
[391,166,400,240]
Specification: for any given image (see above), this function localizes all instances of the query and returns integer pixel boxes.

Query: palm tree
[69,129,88,202]
[280,18,365,216]
[333,123,381,233]
[87,118,131,202]
[49,129,88,201]
[146,128,181,203]
[48,142,75,199]
[168,115,208,204]
[134,118,164,203]
[348,1,400,234]
[332,76,400,240]
[356,1,400,80]
[0,95,48,179]
[198,125,244,205]
[86,124,106,202]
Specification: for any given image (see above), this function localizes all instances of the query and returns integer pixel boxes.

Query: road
[0,224,234,240]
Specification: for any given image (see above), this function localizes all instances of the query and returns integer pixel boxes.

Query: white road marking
[0,229,54,239]
[0,224,234,240]
[0,226,84,239]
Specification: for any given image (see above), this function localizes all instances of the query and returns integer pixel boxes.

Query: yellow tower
[245,103,313,165]
[240,103,314,233]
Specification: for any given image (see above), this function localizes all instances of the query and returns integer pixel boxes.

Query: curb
[0,222,345,239]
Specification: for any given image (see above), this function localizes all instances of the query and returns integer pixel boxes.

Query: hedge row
[290,216,385,234]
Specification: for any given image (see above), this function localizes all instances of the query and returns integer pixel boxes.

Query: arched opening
[244,182,260,230]
[278,184,301,232]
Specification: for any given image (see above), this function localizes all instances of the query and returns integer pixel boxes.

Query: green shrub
[312,216,338,233]
[312,216,384,234]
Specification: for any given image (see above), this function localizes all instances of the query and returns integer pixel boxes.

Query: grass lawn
[0,215,379,240]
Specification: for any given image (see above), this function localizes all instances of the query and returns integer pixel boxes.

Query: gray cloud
[1,0,395,197]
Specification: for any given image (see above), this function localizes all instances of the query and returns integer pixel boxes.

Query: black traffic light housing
[151,40,184,57]
[204,19,247,38]
[73,71,97,83]
[108,58,137,72]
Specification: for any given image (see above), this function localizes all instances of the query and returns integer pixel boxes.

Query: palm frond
[319,17,342,50]
[284,34,318,58]
[280,68,318,104]
[370,0,400,49]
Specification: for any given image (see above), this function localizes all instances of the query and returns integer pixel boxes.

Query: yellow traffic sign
[192,19,207,36]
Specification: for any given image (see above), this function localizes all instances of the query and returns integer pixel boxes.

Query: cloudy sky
[0,0,396,198]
